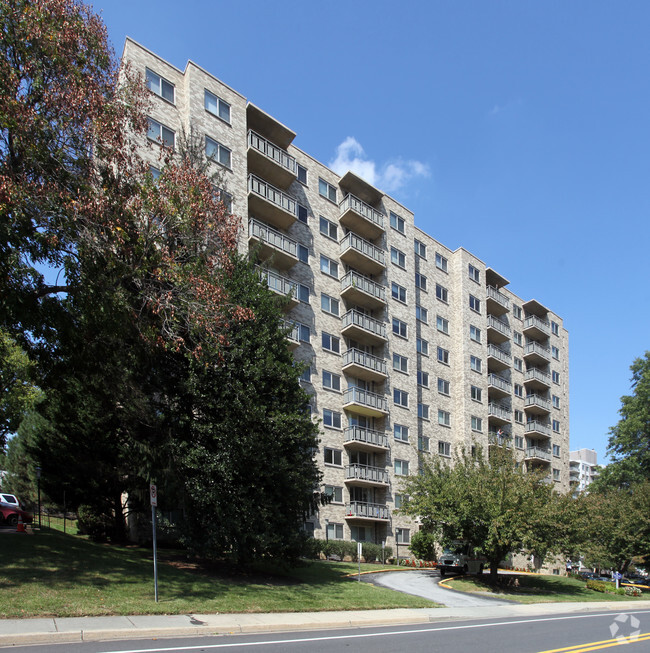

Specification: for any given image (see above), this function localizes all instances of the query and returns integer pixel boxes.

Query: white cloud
[328,136,429,194]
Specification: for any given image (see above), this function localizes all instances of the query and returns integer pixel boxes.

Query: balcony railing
[524,314,550,335]
[488,373,512,393]
[524,341,551,360]
[487,285,510,309]
[248,130,296,173]
[342,310,387,340]
[525,394,551,412]
[525,446,552,462]
[345,501,390,520]
[525,367,551,385]
[341,270,386,303]
[488,343,511,364]
[343,386,388,413]
[344,426,389,449]
[487,314,511,337]
[488,402,512,420]
[488,431,512,448]
[340,232,385,266]
[339,193,384,230]
[257,267,298,298]
[248,174,297,216]
[526,420,552,437]
[343,348,387,376]
[345,464,388,485]
[249,218,298,258]
[280,319,300,345]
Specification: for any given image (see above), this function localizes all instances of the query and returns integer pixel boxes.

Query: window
[417,338,429,356]
[438,377,450,395]
[205,136,231,168]
[396,527,410,544]
[350,525,367,541]
[414,239,427,258]
[324,447,342,465]
[471,416,483,432]
[415,273,427,291]
[391,247,406,268]
[468,264,480,283]
[470,355,482,373]
[551,321,560,336]
[515,436,524,449]
[323,409,342,429]
[297,163,308,185]
[514,409,524,423]
[204,89,230,122]
[552,346,560,360]
[435,252,448,272]
[324,485,343,503]
[435,283,448,302]
[320,255,339,279]
[552,371,560,384]
[470,385,482,401]
[299,366,311,383]
[418,403,429,420]
[394,424,409,442]
[297,283,310,303]
[438,440,451,456]
[392,317,407,338]
[322,332,340,353]
[438,409,451,427]
[326,522,344,540]
[514,383,523,398]
[513,305,522,320]
[294,323,310,343]
[470,325,481,343]
[321,293,340,316]
[416,305,429,324]
[394,388,409,408]
[513,331,523,346]
[298,244,309,263]
[297,203,308,223]
[319,178,337,202]
[552,419,560,433]
[437,346,449,364]
[436,315,449,334]
[418,435,430,452]
[390,211,405,233]
[417,371,429,387]
[394,493,405,508]
[147,117,175,149]
[552,395,560,409]
[552,468,560,482]
[514,357,523,372]
[553,444,561,457]
[319,216,338,240]
[391,282,407,303]
[469,294,481,313]
[394,459,410,476]
[146,69,174,103]
[393,353,408,373]
[322,370,341,392]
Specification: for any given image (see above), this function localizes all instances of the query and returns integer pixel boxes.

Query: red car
[0,504,33,527]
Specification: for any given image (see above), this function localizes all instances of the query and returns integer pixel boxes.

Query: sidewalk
[2,601,650,647]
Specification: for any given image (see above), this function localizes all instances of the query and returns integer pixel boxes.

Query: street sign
[150,484,157,507]
[613,572,622,580]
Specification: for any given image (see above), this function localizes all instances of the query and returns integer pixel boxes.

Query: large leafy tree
[400,447,576,579]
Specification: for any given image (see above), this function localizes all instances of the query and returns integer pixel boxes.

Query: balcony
[525,446,552,463]
[281,320,300,350]
[344,501,390,521]
[247,130,297,189]
[343,386,389,418]
[343,426,389,452]
[248,218,298,269]
[524,367,551,390]
[525,420,552,438]
[487,343,511,371]
[524,394,551,415]
[345,464,389,487]
[523,341,551,365]
[339,232,385,276]
[488,373,512,398]
[257,267,299,310]
[523,314,550,340]
[342,348,387,382]
[486,285,510,316]
[339,193,384,240]
[487,314,511,344]
[341,271,386,310]
[489,431,512,448]
[488,402,512,424]
[341,310,387,345]
[247,174,297,230]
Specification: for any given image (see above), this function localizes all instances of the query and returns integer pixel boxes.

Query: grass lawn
[445,574,648,604]
[0,529,435,618]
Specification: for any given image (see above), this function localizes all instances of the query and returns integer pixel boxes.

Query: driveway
[368,569,514,607]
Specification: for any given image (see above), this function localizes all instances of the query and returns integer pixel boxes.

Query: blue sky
[90,0,650,463]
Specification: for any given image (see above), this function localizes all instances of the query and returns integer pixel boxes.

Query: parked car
[579,572,598,580]
[0,493,20,508]
[0,504,33,527]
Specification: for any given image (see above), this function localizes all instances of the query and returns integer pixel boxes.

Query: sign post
[150,484,159,602]
[357,542,363,581]
[613,571,622,589]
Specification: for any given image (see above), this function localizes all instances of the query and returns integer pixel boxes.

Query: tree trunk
[490,559,499,582]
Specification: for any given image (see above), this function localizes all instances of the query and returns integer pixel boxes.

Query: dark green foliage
[409,531,438,561]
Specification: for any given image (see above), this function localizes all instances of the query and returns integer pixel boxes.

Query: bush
[301,537,324,559]
[409,531,437,561]
[586,579,627,595]
[625,586,642,597]
[77,504,112,542]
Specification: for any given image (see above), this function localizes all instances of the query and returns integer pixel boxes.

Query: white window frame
[414,239,427,258]
[394,424,409,442]
[417,370,429,387]
[390,211,405,234]
[205,135,231,168]
[322,370,341,392]
[322,332,340,354]
[415,273,427,291]
[418,435,430,452]
[146,68,175,103]
[390,246,406,269]
[437,346,449,365]
[391,282,407,303]
[470,355,482,373]
[438,410,451,427]
[323,409,342,429]
[320,255,339,279]
[319,178,337,202]
[204,89,231,122]
[147,117,175,149]
[324,485,343,503]
[393,353,408,374]
[471,416,482,432]
[324,446,342,464]
[469,294,481,313]
[297,163,308,185]
[417,403,430,420]
[436,315,449,334]
[393,388,409,408]
[438,440,451,456]
[394,459,410,476]
[438,377,450,395]
[392,317,408,339]
[417,338,429,356]
[435,252,448,272]
[416,305,428,324]
[470,385,482,401]
[470,325,481,343]
[468,264,480,283]
[319,216,338,240]
[435,283,448,303]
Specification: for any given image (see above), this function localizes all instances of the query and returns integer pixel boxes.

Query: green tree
[400,447,574,580]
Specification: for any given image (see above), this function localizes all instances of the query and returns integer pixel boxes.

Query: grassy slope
[0,529,434,618]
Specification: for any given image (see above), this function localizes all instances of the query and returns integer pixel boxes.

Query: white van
[438,540,486,576]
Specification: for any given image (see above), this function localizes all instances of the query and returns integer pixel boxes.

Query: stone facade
[123,38,571,555]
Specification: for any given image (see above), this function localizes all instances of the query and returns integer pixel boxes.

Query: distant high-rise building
[569,449,598,494]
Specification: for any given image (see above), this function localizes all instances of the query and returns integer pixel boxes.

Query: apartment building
[124,39,570,553]
[569,449,598,494]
